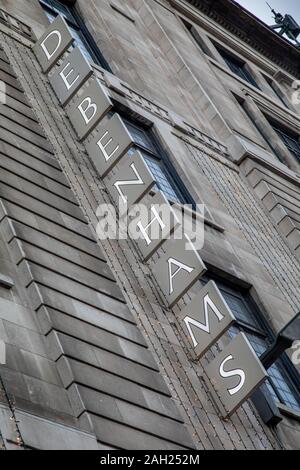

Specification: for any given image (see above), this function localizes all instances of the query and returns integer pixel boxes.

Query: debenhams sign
[33,16,268,418]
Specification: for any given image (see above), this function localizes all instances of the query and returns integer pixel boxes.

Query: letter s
[219,355,246,396]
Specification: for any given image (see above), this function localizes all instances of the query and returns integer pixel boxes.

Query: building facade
[0,0,299,450]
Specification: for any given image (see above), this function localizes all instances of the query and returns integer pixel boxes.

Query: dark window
[271,123,300,162]
[264,76,288,108]
[235,96,287,164]
[181,20,210,55]
[39,0,111,70]
[216,46,259,88]
[123,119,188,204]
[201,276,300,412]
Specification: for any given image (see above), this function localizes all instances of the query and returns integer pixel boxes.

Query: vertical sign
[153,234,207,307]
[128,191,181,261]
[66,78,113,140]
[86,113,134,178]
[204,333,268,418]
[33,15,270,420]
[33,15,74,72]
[49,47,93,106]
[105,151,155,213]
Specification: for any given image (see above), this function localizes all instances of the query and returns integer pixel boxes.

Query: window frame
[263,75,288,108]
[39,0,112,72]
[214,44,259,89]
[234,94,282,158]
[201,273,300,413]
[236,94,300,166]
[181,19,211,56]
[122,116,196,207]
[270,121,300,163]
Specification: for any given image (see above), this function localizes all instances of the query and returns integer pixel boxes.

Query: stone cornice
[0,6,229,160]
[0,8,35,42]
[173,0,300,79]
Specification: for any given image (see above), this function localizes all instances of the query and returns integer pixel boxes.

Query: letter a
[168,258,194,295]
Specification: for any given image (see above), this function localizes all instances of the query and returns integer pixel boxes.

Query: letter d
[41,30,62,61]
[33,15,74,73]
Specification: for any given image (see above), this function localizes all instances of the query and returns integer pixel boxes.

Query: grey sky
[235,0,300,25]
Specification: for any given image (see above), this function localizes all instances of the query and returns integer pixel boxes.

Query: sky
[234,0,300,26]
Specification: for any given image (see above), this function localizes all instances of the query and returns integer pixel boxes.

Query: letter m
[184,294,224,348]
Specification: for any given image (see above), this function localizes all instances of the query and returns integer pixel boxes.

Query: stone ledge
[235,134,300,187]
[277,403,300,423]
[0,8,35,41]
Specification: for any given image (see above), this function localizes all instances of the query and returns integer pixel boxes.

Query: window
[216,46,259,89]
[201,276,300,413]
[264,76,288,108]
[235,96,289,164]
[39,0,111,70]
[181,19,210,56]
[123,119,188,204]
[271,123,300,162]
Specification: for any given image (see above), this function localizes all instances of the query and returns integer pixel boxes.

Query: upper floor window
[181,19,210,56]
[39,0,111,70]
[201,276,300,413]
[264,75,288,108]
[271,123,300,163]
[236,96,299,165]
[123,119,188,205]
[216,46,259,89]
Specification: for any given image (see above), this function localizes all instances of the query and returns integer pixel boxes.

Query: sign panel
[86,113,134,178]
[33,15,271,421]
[33,15,74,73]
[106,151,155,213]
[128,191,180,261]
[49,47,93,106]
[153,234,207,308]
[204,333,268,418]
[181,280,236,359]
[66,78,113,140]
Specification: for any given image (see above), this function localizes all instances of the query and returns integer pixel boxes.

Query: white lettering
[59,62,80,91]
[114,163,144,204]
[41,30,62,60]
[167,258,194,295]
[96,204,118,240]
[97,130,120,162]
[184,294,225,347]
[219,355,246,396]
[78,97,97,125]
[137,206,166,246]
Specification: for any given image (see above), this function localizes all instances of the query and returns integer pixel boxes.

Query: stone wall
[0,0,299,449]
